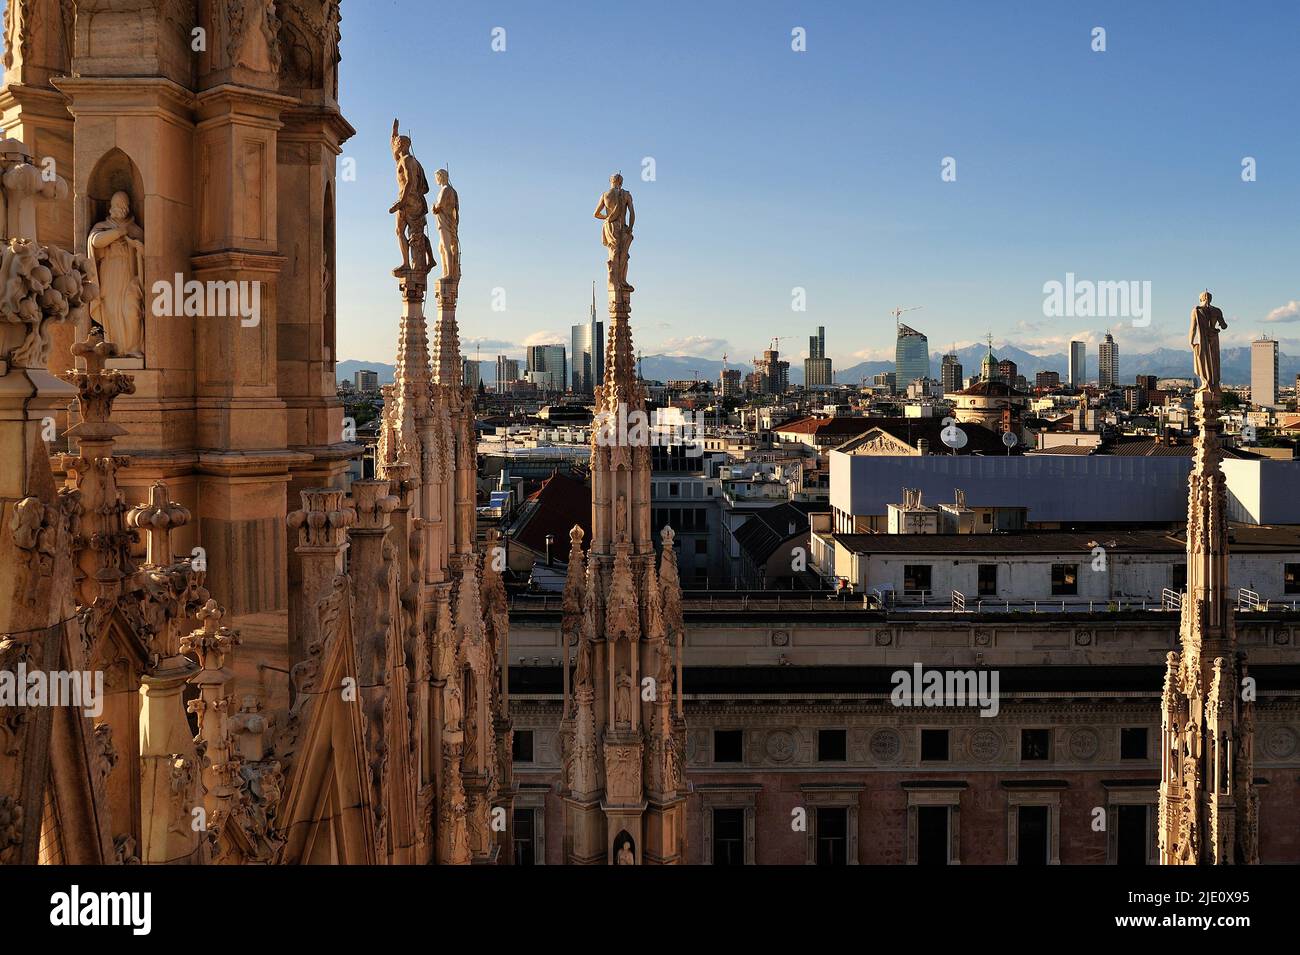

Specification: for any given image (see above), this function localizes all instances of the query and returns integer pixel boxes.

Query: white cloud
[520,330,566,347]
[1264,300,1300,323]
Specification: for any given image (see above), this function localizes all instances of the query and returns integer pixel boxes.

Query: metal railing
[951,590,966,612]
[1238,589,1266,612]
[1161,589,1183,611]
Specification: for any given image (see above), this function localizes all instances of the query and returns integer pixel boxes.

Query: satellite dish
[1001,431,1018,448]
[941,423,968,450]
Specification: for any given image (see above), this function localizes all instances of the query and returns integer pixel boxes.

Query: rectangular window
[513,808,536,865]
[1173,563,1188,592]
[512,730,535,764]
[1286,563,1300,594]
[977,564,998,597]
[1051,563,1078,596]
[695,538,708,554]
[669,482,680,497]
[920,729,949,762]
[917,806,949,865]
[1020,729,1050,761]
[815,808,848,865]
[818,729,847,762]
[1116,804,1150,865]
[712,808,745,865]
[1120,727,1149,760]
[903,564,933,596]
[1016,806,1050,865]
[714,729,744,764]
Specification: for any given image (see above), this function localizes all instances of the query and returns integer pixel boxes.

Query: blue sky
[335,0,1300,365]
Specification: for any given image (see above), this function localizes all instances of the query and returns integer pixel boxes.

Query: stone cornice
[53,75,197,124]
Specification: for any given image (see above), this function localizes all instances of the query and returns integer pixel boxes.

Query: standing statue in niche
[432,168,459,281]
[594,173,634,294]
[389,119,432,275]
[614,667,633,728]
[87,191,146,357]
[1189,290,1228,393]
[616,839,635,865]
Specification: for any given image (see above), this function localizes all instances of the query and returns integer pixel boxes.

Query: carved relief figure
[432,169,459,281]
[389,119,432,274]
[87,191,146,357]
[594,173,634,293]
[1189,291,1228,392]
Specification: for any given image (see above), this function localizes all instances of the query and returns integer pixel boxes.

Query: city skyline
[335,1,1300,366]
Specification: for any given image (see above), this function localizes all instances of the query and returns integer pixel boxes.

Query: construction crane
[890,305,923,326]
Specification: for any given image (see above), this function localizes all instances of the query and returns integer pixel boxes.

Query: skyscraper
[895,323,930,388]
[526,344,567,392]
[495,355,520,393]
[462,357,482,391]
[1069,341,1087,388]
[940,352,963,393]
[1252,336,1279,408]
[569,285,605,395]
[1098,332,1119,389]
[354,369,379,392]
[804,326,833,388]
[755,346,790,394]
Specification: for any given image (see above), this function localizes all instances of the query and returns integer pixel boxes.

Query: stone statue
[432,168,459,281]
[616,839,635,865]
[1189,291,1228,393]
[614,667,633,728]
[574,634,592,689]
[444,683,463,734]
[87,191,146,358]
[594,173,634,294]
[389,119,432,274]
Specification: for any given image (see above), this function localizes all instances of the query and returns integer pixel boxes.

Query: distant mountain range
[340,344,1298,390]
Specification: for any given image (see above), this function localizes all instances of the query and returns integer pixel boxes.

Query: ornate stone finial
[126,482,191,568]
[350,480,399,532]
[390,118,433,279]
[594,172,634,301]
[181,599,241,668]
[1,238,97,373]
[63,333,134,437]
[286,487,355,549]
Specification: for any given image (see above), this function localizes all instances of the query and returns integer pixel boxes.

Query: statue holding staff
[389,118,432,274]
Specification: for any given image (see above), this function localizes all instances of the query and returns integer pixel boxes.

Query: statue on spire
[594,172,634,296]
[389,118,433,275]
[432,168,460,281]
[1189,290,1228,393]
